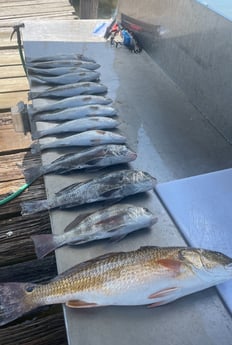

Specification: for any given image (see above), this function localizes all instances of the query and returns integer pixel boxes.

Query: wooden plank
[0,151,40,182]
[0,91,28,110]
[0,0,70,7]
[0,13,77,27]
[0,307,67,345]
[0,127,31,152]
[0,76,29,92]
[0,177,46,218]
[0,51,22,66]
[0,111,13,129]
[0,6,73,18]
[0,65,25,78]
[0,211,51,265]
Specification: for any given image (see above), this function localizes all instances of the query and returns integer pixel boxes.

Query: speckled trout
[28,95,112,116]
[34,105,117,122]
[26,53,96,63]
[21,169,157,215]
[30,130,126,153]
[32,117,119,139]
[31,204,157,258]
[28,82,107,100]
[29,70,100,85]
[1,246,232,326]
[26,59,100,70]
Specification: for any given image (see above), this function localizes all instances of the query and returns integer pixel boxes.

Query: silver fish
[27,66,95,77]
[28,82,107,100]
[34,105,117,122]
[28,95,112,116]
[26,53,96,63]
[26,60,100,70]
[32,117,120,139]
[31,130,126,153]
[23,144,137,183]
[31,204,157,258]
[1,246,232,325]
[30,71,100,85]
[21,169,157,215]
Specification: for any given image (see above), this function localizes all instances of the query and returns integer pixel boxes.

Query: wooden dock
[0,0,77,343]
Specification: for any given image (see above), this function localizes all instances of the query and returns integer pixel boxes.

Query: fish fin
[64,212,93,232]
[28,91,40,100]
[157,258,182,273]
[148,287,179,299]
[100,188,121,198]
[31,142,41,154]
[0,282,39,326]
[55,181,89,196]
[66,300,99,308]
[23,166,42,184]
[21,200,49,215]
[108,233,127,243]
[31,130,43,140]
[148,300,172,308]
[85,157,105,166]
[31,234,63,258]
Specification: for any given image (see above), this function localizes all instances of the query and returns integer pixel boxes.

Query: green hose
[0,183,30,206]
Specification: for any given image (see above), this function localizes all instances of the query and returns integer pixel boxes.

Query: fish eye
[25,285,35,293]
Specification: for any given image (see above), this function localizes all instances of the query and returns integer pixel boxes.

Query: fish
[27,66,97,77]
[26,60,100,70]
[34,105,117,122]
[26,53,96,63]
[29,71,100,85]
[30,130,126,153]
[28,82,107,100]
[32,117,120,139]
[28,95,112,116]
[31,204,157,258]
[1,246,232,325]
[23,145,137,184]
[21,169,157,215]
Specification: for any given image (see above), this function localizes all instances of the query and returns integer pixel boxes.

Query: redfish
[1,246,232,326]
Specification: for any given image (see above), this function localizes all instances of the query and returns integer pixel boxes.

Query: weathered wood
[0,76,28,92]
[0,127,32,152]
[0,51,22,66]
[0,65,25,78]
[0,91,28,110]
[0,151,41,182]
[0,213,52,265]
[0,255,56,282]
[79,0,99,18]
[0,306,68,345]
[0,177,46,218]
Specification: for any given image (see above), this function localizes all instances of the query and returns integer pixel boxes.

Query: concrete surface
[22,20,232,345]
[118,0,232,143]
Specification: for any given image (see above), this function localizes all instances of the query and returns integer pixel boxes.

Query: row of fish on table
[1,52,232,327]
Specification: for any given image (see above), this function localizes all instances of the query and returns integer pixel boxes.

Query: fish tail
[31,234,64,258]
[28,91,39,100]
[31,130,43,140]
[31,142,41,154]
[21,199,49,215]
[23,166,43,184]
[0,282,39,326]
